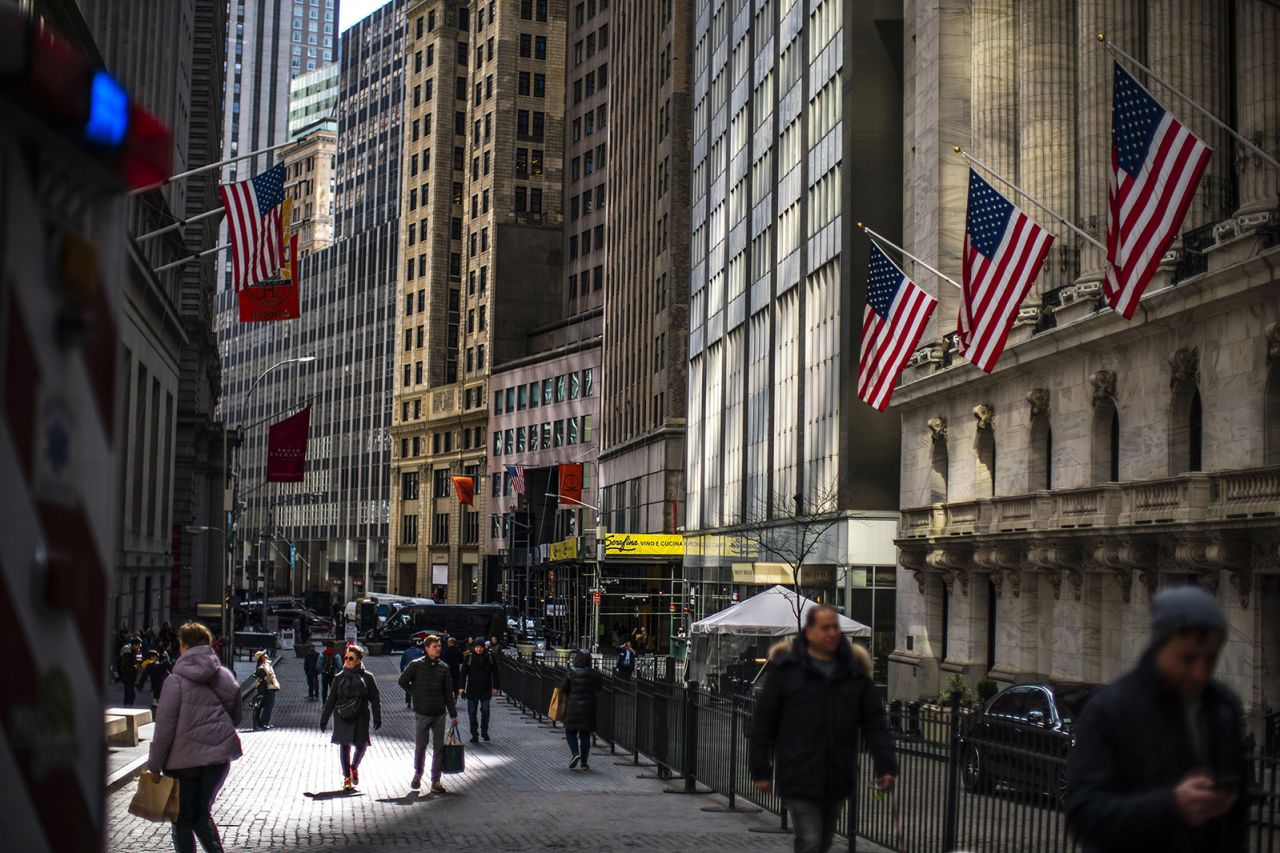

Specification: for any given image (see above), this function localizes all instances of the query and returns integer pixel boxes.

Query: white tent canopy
[691,585,870,638]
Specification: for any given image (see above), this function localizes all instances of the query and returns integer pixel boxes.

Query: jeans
[413,713,447,782]
[166,762,229,853]
[123,680,136,706]
[787,798,841,853]
[254,691,276,728]
[565,729,592,765]
[321,674,333,702]
[467,697,491,739]
[305,671,318,699]
[339,744,367,777]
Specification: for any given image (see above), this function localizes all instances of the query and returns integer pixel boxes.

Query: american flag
[959,169,1054,372]
[857,242,938,412]
[1105,62,1211,319]
[505,464,525,495]
[219,163,287,292]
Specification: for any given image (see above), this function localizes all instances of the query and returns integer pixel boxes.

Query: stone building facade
[285,128,337,257]
[890,0,1280,729]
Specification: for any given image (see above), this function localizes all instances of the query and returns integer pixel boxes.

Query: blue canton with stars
[1112,62,1165,176]
[251,163,286,214]
[867,242,907,320]
[965,169,1015,259]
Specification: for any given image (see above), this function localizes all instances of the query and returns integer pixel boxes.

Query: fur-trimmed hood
[766,635,874,676]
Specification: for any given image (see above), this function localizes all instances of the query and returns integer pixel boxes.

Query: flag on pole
[220,163,287,293]
[557,463,583,506]
[857,243,938,412]
[266,405,311,483]
[1104,62,1211,319]
[505,464,525,495]
[959,169,1054,372]
[452,475,475,506]
[239,230,301,322]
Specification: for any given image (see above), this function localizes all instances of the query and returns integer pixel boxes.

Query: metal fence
[499,656,1280,853]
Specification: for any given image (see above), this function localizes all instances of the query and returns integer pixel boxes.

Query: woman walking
[146,621,243,853]
[252,651,280,730]
[320,644,382,791]
[559,650,603,769]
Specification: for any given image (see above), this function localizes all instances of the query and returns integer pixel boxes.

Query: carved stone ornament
[1168,347,1200,390]
[1229,568,1254,609]
[1089,369,1116,406]
[1026,388,1050,417]
[972,403,995,431]
[1113,568,1135,604]
[911,570,928,595]
[927,416,948,442]
[1266,323,1280,366]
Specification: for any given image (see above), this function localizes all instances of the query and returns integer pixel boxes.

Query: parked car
[273,608,334,635]
[960,682,1101,803]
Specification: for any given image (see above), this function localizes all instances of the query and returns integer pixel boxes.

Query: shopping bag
[441,722,466,774]
[547,686,567,721]
[128,772,180,822]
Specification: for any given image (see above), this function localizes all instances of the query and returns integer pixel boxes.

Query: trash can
[280,628,295,652]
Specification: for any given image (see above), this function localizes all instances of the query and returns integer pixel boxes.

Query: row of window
[572,23,609,66]
[569,184,605,220]
[571,63,609,104]
[571,104,608,142]
[493,369,595,414]
[400,510,478,546]
[567,266,604,299]
[572,0,608,29]
[568,224,605,259]
[570,144,606,181]
[398,425,484,457]
[492,415,594,457]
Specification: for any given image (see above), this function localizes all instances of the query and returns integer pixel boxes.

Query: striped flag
[505,464,525,495]
[857,243,938,412]
[219,163,287,293]
[1104,63,1211,319]
[959,169,1054,372]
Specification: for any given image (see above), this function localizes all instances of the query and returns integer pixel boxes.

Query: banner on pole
[558,463,583,506]
[452,475,475,506]
[266,405,311,483]
[239,199,300,322]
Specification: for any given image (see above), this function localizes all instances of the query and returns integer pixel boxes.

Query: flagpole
[954,147,1108,253]
[152,242,230,273]
[128,138,304,196]
[1098,33,1280,171]
[136,206,224,243]
[857,223,963,290]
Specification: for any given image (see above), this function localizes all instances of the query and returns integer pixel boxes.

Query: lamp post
[186,524,232,663]
[546,493,604,652]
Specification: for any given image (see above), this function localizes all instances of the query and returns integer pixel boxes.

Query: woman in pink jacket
[147,622,243,853]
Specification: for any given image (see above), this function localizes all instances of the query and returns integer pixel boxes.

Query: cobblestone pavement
[106,654,802,852]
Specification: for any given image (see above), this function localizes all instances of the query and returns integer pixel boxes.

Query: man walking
[750,605,897,853]
[398,634,458,794]
[117,639,141,706]
[303,644,320,701]
[400,635,426,708]
[443,636,464,689]
[616,640,636,679]
[459,639,500,743]
[320,640,339,702]
[1065,586,1248,853]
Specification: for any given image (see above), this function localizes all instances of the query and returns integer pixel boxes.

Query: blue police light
[84,70,129,147]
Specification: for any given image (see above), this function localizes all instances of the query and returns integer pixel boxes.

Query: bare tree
[733,480,843,634]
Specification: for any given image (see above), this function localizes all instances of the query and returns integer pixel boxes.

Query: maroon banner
[266,405,311,483]
[239,234,300,322]
[558,463,583,506]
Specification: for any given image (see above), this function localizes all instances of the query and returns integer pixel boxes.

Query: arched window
[1170,382,1203,473]
[1029,413,1053,490]
[930,437,949,504]
[975,428,996,496]
[1266,364,1280,466]
[1093,399,1120,483]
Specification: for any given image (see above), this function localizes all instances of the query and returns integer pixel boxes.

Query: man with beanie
[1066,585,1248,853]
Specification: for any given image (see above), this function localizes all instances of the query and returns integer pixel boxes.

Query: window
[1092,399,1121,483]
[517,110,529,138]
[582,368,593,396]
[433,513,450,545]
[542,378,553,405]
[554,420,565,447]
[400,514,418,545]
[555,374,566,402]
[975,426,996,497]
[1170,379,1204,474]
[519,72,531,96]
[515,186,528,211]
[535,36,547,59]
[1029,412,1053,491]
[534,74,545,98]
[530,188,542,213]
[930,435,948,504]
[1268,363,1280,466]
[434,468,453,498]
[520,34,532,57]
[516,147,529,178]
[401,471,419,501]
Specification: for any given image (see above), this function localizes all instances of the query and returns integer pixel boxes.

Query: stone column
[1148,0,1231,232]
[1233,0,1279,218]
[971,0,1017,178]
[1016,0,1077,295]
[1075,0,1145,284]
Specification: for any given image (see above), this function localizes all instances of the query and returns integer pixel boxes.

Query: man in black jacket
[398,634,459,793]
[1065,585,1247,853]
[443,636,464,689]
[459,640,501,743]
[750,605,897,853]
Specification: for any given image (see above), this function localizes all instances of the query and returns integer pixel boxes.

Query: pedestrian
[460,639,501,743]
[137,649,160,696]
[252,652,280,730]
[303,644,320,701]
[615,640,636,679]
[749,604,897,853]
[398,634,458,794]
[145,651,174,714]
[443,636,464,689]
[320,644,382,792]
[1065,586,1248,853]
[558,650,603,769]
[146,621,242,853]
[400,635,426,708]
[118,639,142,706]
[321,640,338,702]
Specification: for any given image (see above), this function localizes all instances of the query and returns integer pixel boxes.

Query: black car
[373,603,505,652]
[960,682,1100,803]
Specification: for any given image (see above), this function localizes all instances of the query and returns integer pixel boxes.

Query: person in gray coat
[321,644,382,791]
[146,622,243,853]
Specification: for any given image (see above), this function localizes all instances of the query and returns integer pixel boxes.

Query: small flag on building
[1104,62,1211,319]
[857,243,938,412]
[266,405,311,483]
[959,169,1054,372]
[505,464,525,495]
[558,463,583,506]
[452,475,475,506]
[220,162,287,294]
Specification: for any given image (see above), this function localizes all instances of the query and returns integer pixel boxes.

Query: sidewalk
[105,654,892,852]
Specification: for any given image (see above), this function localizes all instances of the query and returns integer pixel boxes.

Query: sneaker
[470,736,479,744]
[569,754,581,769]
[481,734,491,742]
[581,763,590,770]
[410,774,422,790]
[343,775,353,792]
[350,766,360,786]
[430,781,447,794]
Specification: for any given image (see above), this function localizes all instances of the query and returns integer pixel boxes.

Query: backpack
[322,652,337,677]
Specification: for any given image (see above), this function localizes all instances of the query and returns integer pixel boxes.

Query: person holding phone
[1066,586,1248,852]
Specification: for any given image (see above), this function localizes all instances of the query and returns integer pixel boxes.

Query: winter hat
[1148,586,1226,649]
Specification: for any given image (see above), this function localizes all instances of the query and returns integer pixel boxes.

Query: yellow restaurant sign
[604,533,685,558]
[549,537,578,562]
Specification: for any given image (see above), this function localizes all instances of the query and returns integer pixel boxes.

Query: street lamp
[185,525,233,664]
[546,493,606,652]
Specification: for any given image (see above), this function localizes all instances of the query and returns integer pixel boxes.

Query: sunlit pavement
[106,654,800,852]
